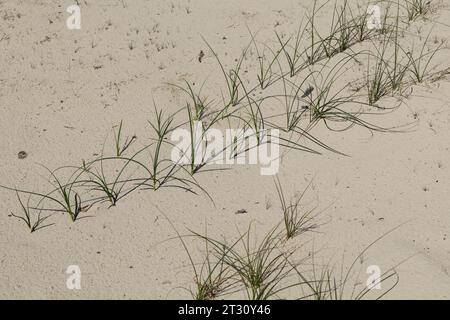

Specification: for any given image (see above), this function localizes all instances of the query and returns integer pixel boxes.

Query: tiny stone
[18,151,28,159]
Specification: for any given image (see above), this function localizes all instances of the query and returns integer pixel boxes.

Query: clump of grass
[1,166,87,222]
[163,213,238,300]
[298,258,340,300]
[113,120,137,156]
[300,0,369,67]
[367,7,410,105]
[404,0,432,22]
[235,73,266,146]
[349,3,375,43]
[279,72,311,132]
[147,106,177,189]
[404,30,445,83]
[205,38,249,107]
[299,55,386,136]
[331,0,354,54]
[184,101,209,174]
[174,81,211,121]
[176,216,402,300]
[146,105,209,198]
[10,192,53,233]
[275,178,317,240]
[193,225,297,300]
[192,255,235,300]
[81,158,131,207]
[276,21,307,77]
[305,0,326,65]
[48,167,85,221]
[249,28,284,89]
[366,46,392,106]
[292,228,402,300]
[377,1,395,36]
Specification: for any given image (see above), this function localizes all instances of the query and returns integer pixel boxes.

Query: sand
[1,0,450,299]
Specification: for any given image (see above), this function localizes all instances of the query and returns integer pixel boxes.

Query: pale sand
[1,0,450,299]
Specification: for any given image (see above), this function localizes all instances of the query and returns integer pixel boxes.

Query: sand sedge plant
[1,166,87,222]
[204,38,250,107]
[194,225,299,300]
[334,225,403,300]
[404,0,432,22]
[275,178,317,240]
[366,50,392,106]
[164,214,238,300]
[81,143,153,207]
[249,28,285,89]
[315,3,345,60]
[191,250,237,300]
[292,233,401,300]
[185,102,209,174]
[331,0,355,55]
[349,3,375,43]
[173,80,211,121]
[295,257,340,300]
[403,30,444,83]
[305,0,326,65]
[147,106,177,190]
[10,191,53,233]
[303,56,361,128]
[278,69,313,132]
[146,106,207,196]
[367,16,409,105]
[291,55,390,144]
[180,90,237,174]
[388,6,410,93]
[81,159,121,207]
[47,167,85,221]
[234,73,266,147]
[113,120,137,156]
[257,59,327,155]
[276,20,308,78]
[294,0,369,68]
[375,1,395,36]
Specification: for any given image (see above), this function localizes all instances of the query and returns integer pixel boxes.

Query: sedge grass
[204,38,250,108]
[404,0,432,22]
[192,225,299,300]
[403,29,445,83]
[163,213,238,300]
[10,191,53,233]
[367,6,410,105]
[113,120,137,157]
[275,178,317,240]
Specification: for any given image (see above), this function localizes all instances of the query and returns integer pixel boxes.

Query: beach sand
[1,0,450,299]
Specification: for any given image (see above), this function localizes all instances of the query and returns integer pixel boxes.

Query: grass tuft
[275,178,317,240]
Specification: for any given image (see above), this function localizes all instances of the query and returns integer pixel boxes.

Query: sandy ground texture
[1,0,450,299]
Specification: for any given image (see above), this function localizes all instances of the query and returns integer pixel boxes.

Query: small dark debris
[198,50,205,63]
[235,209,247,215]
[18,151,28,159]
[301,86,314,98]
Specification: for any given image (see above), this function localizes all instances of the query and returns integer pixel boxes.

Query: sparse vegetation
[172,195,401,300]
[1,0,447,300]
[275,178,317,240]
